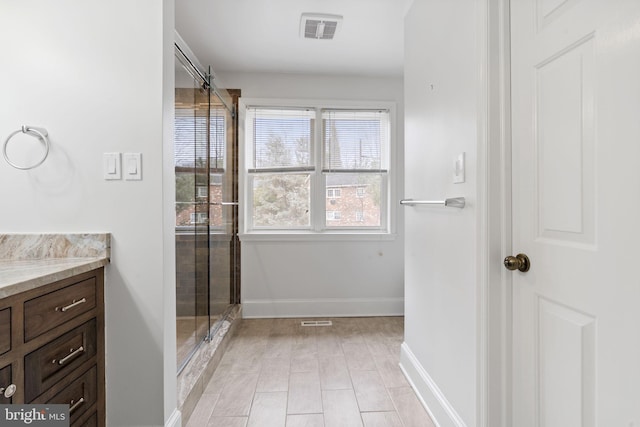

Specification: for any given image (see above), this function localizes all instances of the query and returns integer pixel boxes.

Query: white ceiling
[175,0,413,78]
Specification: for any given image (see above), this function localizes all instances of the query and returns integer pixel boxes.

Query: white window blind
[247,107,315,172]
[322,109,389,172]
[174,107,226,170]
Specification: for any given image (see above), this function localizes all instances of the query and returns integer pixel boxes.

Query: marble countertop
[0,257,109,299]
[0,233,110,299]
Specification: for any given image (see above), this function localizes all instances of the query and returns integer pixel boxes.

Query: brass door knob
[504,253,530,272]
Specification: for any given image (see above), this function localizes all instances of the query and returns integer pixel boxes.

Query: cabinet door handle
[56,297,87,312]
[53,346,85,366]
[0,384,17,398]
[69,397,85,414]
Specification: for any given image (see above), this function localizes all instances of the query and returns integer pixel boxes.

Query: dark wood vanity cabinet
[0,363,13,404]
[0,307,10,356]
[0,268,105,427]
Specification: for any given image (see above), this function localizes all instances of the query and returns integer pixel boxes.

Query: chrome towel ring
[2,125,50,170]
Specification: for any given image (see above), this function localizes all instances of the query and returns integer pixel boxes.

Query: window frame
[239,98,397,241]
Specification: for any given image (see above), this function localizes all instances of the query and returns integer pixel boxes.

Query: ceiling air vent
[300,13,343,40]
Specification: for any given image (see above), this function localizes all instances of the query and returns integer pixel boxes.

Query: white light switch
[127,157,137,174]
[453,152,465,184]
[123,153,142,180]
[103,153,121,180]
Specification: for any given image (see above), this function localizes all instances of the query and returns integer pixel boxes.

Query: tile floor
[185,317,435,427]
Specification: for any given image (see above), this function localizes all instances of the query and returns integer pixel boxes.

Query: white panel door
[511,1,640,426]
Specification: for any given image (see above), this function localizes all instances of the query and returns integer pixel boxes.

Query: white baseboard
[165,409,181,427]
[399,342,467,427]
[242,297,404,318]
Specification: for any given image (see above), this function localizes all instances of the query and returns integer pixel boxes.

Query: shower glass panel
[175,52,210,369]
[174,47,239,373]
[209,90,236,323]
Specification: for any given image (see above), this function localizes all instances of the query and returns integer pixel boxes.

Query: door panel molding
[535,34,596,246]
[535,296,596,427]
[536,0,582,30]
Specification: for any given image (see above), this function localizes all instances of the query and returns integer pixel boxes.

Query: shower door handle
[218,202,238,206]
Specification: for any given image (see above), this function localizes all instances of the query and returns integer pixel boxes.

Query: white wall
[0,2,177,426]
[402,0,483,426]
[217,72,405,318]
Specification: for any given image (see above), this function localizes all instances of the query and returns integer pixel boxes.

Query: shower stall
[173,40,239,373]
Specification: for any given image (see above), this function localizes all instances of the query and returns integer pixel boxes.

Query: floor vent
[301,320,333,327]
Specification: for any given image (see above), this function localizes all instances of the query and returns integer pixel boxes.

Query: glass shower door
[174,48,239,372]
[208,88,239,324]
[174,52,210,370]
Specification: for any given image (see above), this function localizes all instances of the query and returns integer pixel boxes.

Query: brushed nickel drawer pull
[0,383,17,398]
[56,298,87,312]
[53,346,85,365]
[69,397,85,414]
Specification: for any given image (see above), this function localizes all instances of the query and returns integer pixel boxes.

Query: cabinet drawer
[74,411,97,427]
[25,319,97,402]
[0,364,13,404]
[24,276,96,341]
[34,366,97,426]
[0,308,10,355]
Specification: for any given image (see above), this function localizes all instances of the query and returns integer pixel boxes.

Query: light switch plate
[123,153,142,180]
[103,152,121,180]
[453,152,465,184]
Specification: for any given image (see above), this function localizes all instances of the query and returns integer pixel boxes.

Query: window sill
[238,231,397,243]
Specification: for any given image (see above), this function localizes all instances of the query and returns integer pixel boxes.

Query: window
[326,211,342,221]
[190,212,208,224]
[245,108,314,228]
[244,103,392,233]
[327,188,341,198]
[174,107,227,170]
[174,104,227,229]
[196,185,208,198]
